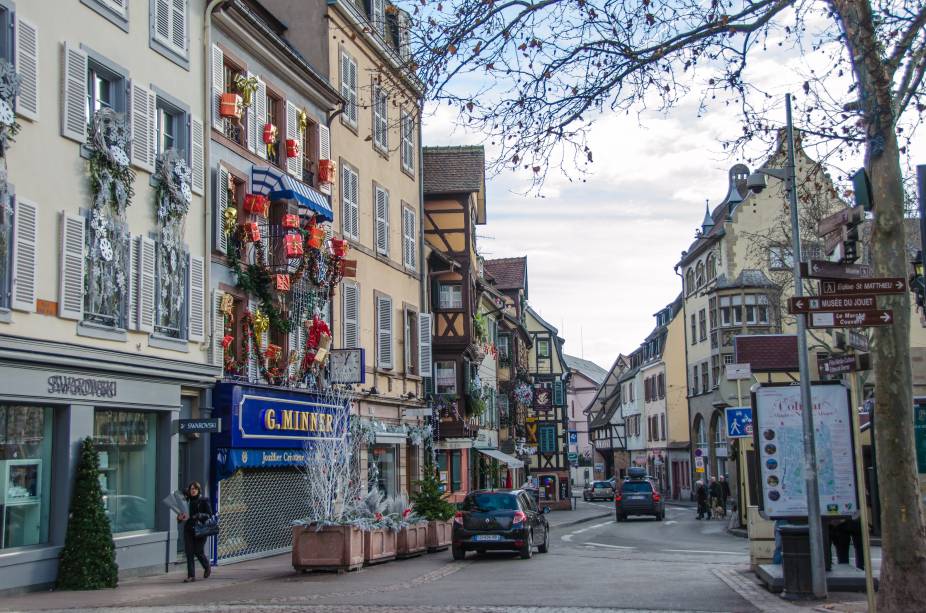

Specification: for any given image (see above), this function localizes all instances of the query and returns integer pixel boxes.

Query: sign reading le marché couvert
[238,394,346,441]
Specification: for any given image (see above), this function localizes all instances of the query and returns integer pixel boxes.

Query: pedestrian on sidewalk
[708,477,723,519]
[177,481,212,583]
[695,480,708,520]
[719,475,731,514]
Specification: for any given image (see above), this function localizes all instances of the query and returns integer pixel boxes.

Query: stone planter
[396,522,428,558]
[426,519,452,552]
[291,524,364,572]
[363,527,397,565]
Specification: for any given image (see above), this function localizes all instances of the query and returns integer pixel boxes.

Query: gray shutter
[348,56,358,125]
[214,165,229,254]
[419,312,432,379]
[11,198,38,312]
[60,42,87,143]
[58,211,84,320]
[342,281,359,348]
[349,167,359,239]
[318,124,331,195]
[285,100,300,177]
[211,289,225,367]
[130,82,156,173]
[211,44,223,131]
[127,236,139,330]
[190,117,205,195]
[254,77,267,159]
[375,187,388,255]
[247,299,258,381]
[246,71,258,155]
[187,253,205,342]
[138,236,156,333]
[403,207,415,269]
[376,295,393,369]
[15,17,39,121]
[171,0,188,53]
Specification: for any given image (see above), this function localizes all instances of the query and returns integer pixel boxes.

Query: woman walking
[177,481,212,582]
[695,480,708,520]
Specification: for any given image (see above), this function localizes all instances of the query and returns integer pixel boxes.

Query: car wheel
[538,530,549,554]
[519,531,534,559]
[452,545,466,560]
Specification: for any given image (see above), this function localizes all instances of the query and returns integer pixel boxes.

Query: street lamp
[746,94,827,599]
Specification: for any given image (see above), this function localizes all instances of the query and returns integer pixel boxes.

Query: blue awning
[251,165,333,222]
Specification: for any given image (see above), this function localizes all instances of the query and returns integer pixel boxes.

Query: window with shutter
[245,71,260,155]
[340,51,358,127]
[402,206,416,270]
[131,83,156,173]
[211,45,223,130]
[138,236,156,333]
[191,118,205,195]
[211,289,225,367]
[15,17,39,121]
[187,254,205,342]
[404,307,419,375]
[152,0,189,60]
[400,111,414,173]
[376,294,393,369]
[285,100,301,177]
[60,43,88,143]
[375,186,389,255]
[341,281,359,348]
[318,124,331,195]
[418,312,432,379]
[372,85,388,151]
[247,298,258,381]
[127,236,138,330]
[539,425,556,453]
[371,0,385,35]
[58,212,85,320]
[11,198,38,312]
[214,165,229,254]
[341,164,359,240]
[553,379,565,406]
[252,78,267,159]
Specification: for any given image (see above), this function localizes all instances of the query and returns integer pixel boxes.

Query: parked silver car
[583,480,615,501]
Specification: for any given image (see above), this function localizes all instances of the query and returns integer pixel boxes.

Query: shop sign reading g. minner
[237,394,346,441]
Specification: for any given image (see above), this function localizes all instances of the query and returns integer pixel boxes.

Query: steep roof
[423,146,486,195]
[564,355,609,385]
[484,257,528,294]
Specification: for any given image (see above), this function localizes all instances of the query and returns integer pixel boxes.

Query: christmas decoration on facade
[153,149,193,336]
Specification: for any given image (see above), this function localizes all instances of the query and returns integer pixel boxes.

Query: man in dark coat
[708,477,723,518]
[695,480,708,520]
[719,475,732,513]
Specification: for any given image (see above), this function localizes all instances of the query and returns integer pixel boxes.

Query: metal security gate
[216,468,307,563]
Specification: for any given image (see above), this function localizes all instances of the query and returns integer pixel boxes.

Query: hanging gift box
[318,159,337,184]
[284,234,303,257]
[220,93,243,119]
[339,259,357,278]
[282,213,299,229]
[221,335,235,349]
[243,193,270,216]
[307,226,326,249]
[274,274,291,291]
[262,123,278,144]
[264,344,282,360]
[241,222,261,242]
[313,332,332,364]
[330,238,349,257]
[286,138,300,158]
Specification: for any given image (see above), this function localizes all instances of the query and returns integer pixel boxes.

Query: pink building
[564,355,608,485]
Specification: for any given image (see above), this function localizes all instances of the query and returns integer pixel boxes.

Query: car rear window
[593,482,611,489]
[621,480,653,493]
[463,493,519,511]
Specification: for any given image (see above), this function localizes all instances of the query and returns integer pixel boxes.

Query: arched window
[696,262,705,287]
[710,411,728,478]
[686,270,695,295]
[706,254,717,281]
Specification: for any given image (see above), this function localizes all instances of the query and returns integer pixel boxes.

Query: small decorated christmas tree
[57,437,118,590]
[410,461,457,521]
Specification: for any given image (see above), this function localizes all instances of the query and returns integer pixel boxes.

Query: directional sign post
[808,310,894,328]
[819,278,906,295]
[789,295,878,314]
[801,260,873,280]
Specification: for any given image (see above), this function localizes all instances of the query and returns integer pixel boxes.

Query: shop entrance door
[177,397,194,555]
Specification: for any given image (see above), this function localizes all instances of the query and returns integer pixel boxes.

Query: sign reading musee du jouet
[237,394,347,443]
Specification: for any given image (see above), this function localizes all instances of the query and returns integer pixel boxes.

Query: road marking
[585,542,635,550]
[560,521,612,542]
[663,520,678,525]
[662,549,745,555]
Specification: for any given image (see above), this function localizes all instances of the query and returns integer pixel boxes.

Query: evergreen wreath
[153,149,192,332]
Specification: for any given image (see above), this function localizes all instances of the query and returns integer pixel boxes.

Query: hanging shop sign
[179,418,222,434]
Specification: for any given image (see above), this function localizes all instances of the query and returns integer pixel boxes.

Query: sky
[420,16,926,372]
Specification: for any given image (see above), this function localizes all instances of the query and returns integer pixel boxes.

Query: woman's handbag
[193,515,219,538]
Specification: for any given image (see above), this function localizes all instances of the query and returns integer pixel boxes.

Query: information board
[753,383,858,519]
[915,398,926,474]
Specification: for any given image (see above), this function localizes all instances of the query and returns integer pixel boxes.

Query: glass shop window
[0,405,53,550]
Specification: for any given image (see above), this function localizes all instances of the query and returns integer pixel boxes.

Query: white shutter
[342,281,359,348]
[211,44,224,131]
[318,124,331,195]
[247,299,258,381]
[376,295,393,369]
[215,165,229,254]
[138,236,156,333]
[341,166,359,240]
[372,0,385,34]
[15,17,39,121]
[187,253,205,342]
[254,77,267,159]
[246,71,258,155]
[349,167,359,239]
[403,207,416,270]
[155,0,188,54]
[11,198,38,312]
[191,117,205,195]
[375,186,388,255]
[130,82,156,173]
[60,42,88,143]
[285,100,301,177]
[419,312,432,379]
[58,211,85,320]
[127,236,139,330]
[211,289,225,367]
[340,52,358,126]
[288,324,301,380]
[348,56,358,125]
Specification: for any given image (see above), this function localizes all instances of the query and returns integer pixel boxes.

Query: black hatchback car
[452,489,551,559]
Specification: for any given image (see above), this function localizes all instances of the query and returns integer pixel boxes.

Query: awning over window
[251,165,333,222]
[477,447,524,469]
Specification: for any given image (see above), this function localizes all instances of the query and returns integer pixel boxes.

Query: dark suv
[451,490,550,560]
[615,477,664,521]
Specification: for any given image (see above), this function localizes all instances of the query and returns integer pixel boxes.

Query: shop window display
[368,444,398,498]
[0,405,53,549]
[94,410,158,533]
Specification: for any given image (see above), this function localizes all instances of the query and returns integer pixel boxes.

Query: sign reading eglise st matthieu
[789,295,878,313]
[819,278,906,295]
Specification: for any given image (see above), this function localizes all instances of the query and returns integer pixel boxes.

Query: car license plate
[631,495,646,500]
[474,534,502,541]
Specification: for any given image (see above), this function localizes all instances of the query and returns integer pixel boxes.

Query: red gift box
[284,234,304,257]
[221,335,234,349]
[243,193,269,216]
[274,274,291,292]
[307,226,326,249]
[242,222,261,242]
[282,214,299,229]
[262,123,277,144]
[286,139,300,158]
[318,159,337,184]
[330,238,349,257]
[264,344,282,360]
[220,93,243,119]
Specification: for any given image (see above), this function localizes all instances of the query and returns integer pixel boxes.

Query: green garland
[227,233,293,334]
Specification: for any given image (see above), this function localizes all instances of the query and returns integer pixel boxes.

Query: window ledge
[80,0,129,32]
[0,308,11,324]
[149,38,191,71]
[401,165,415,181]
[149,334,190,353]
[77,321,128,342]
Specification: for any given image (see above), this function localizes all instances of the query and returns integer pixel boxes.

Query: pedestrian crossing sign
[724,406,753,438]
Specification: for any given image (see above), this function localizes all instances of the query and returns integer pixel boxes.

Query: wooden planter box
[363,528,397,565]
[426,519,452,552]
[396,522,428,558]
[291,524,364,572]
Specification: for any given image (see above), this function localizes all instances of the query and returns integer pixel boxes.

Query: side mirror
[543,506,551,514]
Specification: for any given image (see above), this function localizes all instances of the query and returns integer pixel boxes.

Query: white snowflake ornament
[0,100,13,126]
[109,145,130,167]
[99,237,114,261]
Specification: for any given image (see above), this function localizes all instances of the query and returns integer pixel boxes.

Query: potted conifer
[411,461,457,552]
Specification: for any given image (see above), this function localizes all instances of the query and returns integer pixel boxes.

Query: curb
[550,511,612,530]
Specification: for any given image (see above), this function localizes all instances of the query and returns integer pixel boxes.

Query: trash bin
[780,524,813,597]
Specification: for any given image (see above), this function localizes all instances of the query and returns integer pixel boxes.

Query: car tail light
[614,493,622,502]
[453,511,464,525]
[512,511,527,524]
[652,492,661,502]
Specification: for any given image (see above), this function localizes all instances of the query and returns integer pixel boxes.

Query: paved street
[3,502,868,613]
